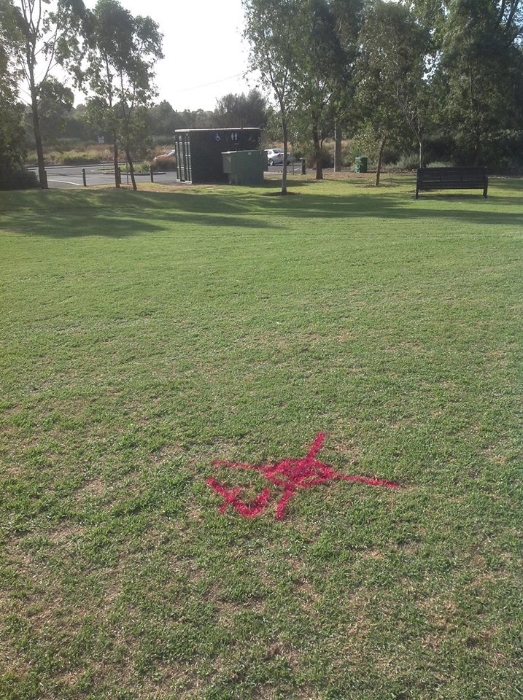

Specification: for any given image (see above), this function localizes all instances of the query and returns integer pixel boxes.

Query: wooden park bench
[416,166,488,199]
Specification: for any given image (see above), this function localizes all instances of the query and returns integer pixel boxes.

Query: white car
[153,148,176,163]
[265,148,292,166]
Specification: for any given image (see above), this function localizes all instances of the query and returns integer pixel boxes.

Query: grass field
[1,176,522,699]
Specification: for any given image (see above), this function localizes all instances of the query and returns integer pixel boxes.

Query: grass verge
[1,177,522,699]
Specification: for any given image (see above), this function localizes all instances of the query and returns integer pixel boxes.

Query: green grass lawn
[1,176,522,699]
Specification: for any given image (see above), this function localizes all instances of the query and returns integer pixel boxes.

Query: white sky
[82,0,254,111]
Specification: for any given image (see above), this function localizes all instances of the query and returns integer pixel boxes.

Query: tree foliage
[243,0,299,192]
[77,0,163,189]
[148,100,178,138]
[289,0,347,179]
[0,0,86,188]
[242,0,523,173]
[355,0,431,182]
[328,0,365,170]
[244,0,361,180]
[215,89,268,128]
[0,33,28,188]
[2,0,523,176]
[436,0,523,165]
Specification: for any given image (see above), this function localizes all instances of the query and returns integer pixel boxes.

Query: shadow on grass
[1,177,522,238]
[0,188,278,238]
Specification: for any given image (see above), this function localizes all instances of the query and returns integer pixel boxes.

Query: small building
[174,128,262,184]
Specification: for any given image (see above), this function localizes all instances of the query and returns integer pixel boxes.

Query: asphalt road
[31,162,304,189]
[29,164,179,188]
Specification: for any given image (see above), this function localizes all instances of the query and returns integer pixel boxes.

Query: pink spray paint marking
[207,433,399,520]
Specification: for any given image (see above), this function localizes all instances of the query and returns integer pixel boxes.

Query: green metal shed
[222,150,266,185]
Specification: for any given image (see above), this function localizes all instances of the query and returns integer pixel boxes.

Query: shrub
[134,161,153,174]
[395,153,421,171]
[0,168,39,191]
[62,153,102,165]
[304,146,333,169]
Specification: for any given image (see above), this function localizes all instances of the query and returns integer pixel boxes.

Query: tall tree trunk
[113,142,120,188]
[125,146,137,191]
[375,134,387,187]
[312,124,323,181]
[281,111,288,195]
[32,105,48,190]
[28,66,47,189]
[419,139,423,168]
[334,122,342,172]
[112,131,120,188]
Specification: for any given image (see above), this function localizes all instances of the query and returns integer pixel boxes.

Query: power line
[172,71,251,94]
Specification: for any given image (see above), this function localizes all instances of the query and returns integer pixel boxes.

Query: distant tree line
[147,90,270,137]
[7,89,268,149]
[1,0,522,190]
[18,88,270,152]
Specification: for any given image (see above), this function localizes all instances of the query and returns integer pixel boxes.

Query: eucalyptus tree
[402,0,523,164]
[0,0,86,188]
[355,0,430,182]
[243,0,299,193]
[148,100,177,139]
[78,0,163,189]
[436,0,523,165]
[214,89,268,128]
[35,77,74,144]
[329,0,365,171]
[243,0,357,182]
[406,0,523,39]
[289,0,347,179]
[401,0,448,36]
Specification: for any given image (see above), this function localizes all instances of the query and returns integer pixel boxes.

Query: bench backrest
[417,167,487,183]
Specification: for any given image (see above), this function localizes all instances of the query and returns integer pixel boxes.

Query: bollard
[150,165,154,183]
[301,158,306,175]
[82,168,87,187]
